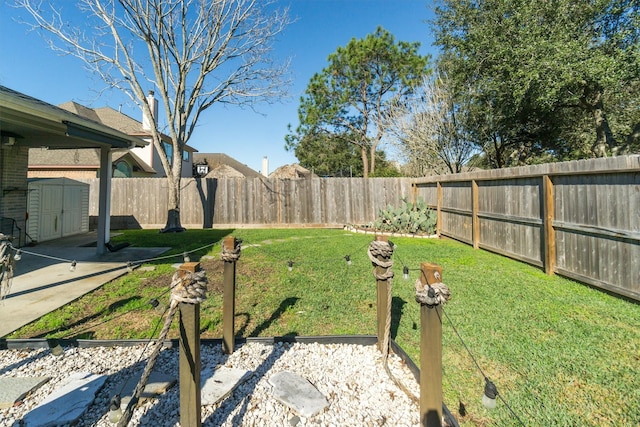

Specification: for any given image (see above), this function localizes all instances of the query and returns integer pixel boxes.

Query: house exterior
[0,85,146,252]
[47,94,197,178]
[28,147,156,178]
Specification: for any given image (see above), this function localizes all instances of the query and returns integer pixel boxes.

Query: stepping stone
[22,372,106,427]
[0,376,50,408]
[201,367,252,405]
[118,371,176,409]
[269,371,328,418]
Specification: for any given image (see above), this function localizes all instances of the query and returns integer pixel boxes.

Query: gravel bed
[0,342,422,426]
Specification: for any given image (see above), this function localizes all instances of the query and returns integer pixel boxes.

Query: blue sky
[0,0,438,173]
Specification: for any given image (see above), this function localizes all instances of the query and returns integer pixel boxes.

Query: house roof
[59,102,145,136]
[204,164,248,178]
[270,164,315,179]
[28,147,157,174]
[0,86,146,150]
[193,153,262,178]
[58,102,197,152]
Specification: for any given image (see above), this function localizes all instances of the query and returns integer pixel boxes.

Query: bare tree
[384,72,476,176]
[17,0,290,231]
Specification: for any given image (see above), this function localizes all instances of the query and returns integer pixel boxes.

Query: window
[163,142,173,166]
[182,150,190,162]
[113,160,132,177]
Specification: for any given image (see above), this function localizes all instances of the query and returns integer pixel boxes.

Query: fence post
[179,262,202,427]
[543,175,556,275]
[472,180,480,249]
[417,262,444,427]
[436,182,443,237]
[222,236,240,354]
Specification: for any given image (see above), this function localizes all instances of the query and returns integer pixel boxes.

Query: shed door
[39,185,63,241]
[62,186,85,237]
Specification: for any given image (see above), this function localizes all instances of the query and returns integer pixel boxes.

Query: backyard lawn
[8,228,640,427]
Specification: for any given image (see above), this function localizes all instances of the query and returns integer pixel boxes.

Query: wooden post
[543,175,556,275]
[436,182,443,237]
[178,262,202,427]
[223,236,237,354]
[375,235,391,352]
[419,262,443,427]
[472,180,480,249]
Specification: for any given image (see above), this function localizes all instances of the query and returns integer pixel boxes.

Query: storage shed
[27,178,90,242]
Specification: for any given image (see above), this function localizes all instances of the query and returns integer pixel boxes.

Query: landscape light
[287,260,294,271]
[344,255,351,265]
[183,252,190,263]
[482,379,498,410]
[48,339,64,357]
[126,261,133,272]
[14,249,22,261]
[69,260,77,272]
[108,395,123,423]
[149,298,160,308]
[403,265,409,280]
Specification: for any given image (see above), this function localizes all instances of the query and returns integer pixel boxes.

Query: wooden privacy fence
[79,177,414,229]
[411,155,640,301]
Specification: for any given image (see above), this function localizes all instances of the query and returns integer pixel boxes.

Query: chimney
[261,156,269,177]
[142,90,158,131]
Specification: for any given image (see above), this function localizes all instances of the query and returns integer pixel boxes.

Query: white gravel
[0,342,422,426]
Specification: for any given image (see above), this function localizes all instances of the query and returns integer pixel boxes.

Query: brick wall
[0,146,29,244]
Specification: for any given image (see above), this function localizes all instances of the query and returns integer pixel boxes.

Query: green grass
[8,229,640,426]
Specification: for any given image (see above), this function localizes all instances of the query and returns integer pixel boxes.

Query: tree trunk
[625,122,640,151]
[161,173,186,233]
[369,145,376,176]
[585,86,617,157]
[360,146,369,178]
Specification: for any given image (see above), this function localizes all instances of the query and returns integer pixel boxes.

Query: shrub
[373,197,436,235]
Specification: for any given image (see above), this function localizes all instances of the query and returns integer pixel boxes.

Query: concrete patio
[0,232,169,337]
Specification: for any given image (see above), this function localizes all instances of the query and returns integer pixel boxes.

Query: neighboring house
[39,92,197,178]
[0,85,145,252]
[193,153,263,178]
[269,164,316,179]
[28,147,156,178]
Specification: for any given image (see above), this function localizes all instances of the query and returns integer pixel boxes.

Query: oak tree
[433,0,640,167]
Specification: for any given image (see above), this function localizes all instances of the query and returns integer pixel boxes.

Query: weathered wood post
[179,261,203,427]
[369,235,394,352]
[222,236,241,354]
[415,262,449,427]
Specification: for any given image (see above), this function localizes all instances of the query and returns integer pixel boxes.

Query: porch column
[96,147,112,255]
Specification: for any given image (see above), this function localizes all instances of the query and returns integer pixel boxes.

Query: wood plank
[543,175,556,275]
[472,180,479,249]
